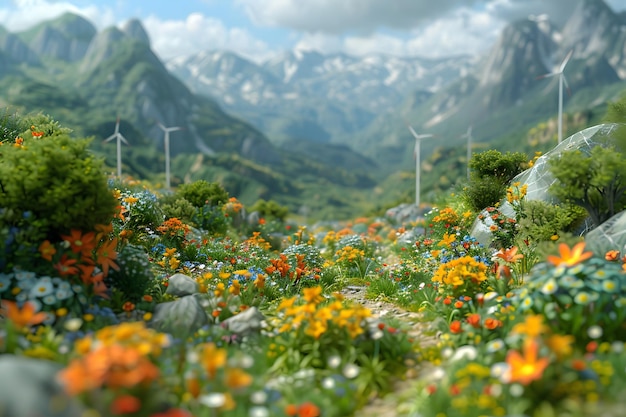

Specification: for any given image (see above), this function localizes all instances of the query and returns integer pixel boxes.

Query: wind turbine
[407,125,434,208]
[158,122,183,189]
[537,50,573,143]
[461,125,473,180]
[103,117,129,179]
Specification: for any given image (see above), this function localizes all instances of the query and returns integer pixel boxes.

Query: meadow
[1,112,626,417]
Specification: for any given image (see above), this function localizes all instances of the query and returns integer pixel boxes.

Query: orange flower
[605,250,620,261]
[484,318,502,330]
[143,295,153,302]
[150,409,192,417]
[200,343,227,378]
[495,246,524,263]
[225,368,252,389]
[54,254,79,276]
[122,302,135,312]
[0,300,47,329]
[285,404,298,416]
[450,320,463,334]
[61,229,96,256]
[546,242,593,267]
[96,238,120,277]
[506,339,550,385]
[466,313,481,328]
[38,240,56,261]
[110,394,141,415]
[297,402,320,417]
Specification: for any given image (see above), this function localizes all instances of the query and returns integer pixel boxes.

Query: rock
[151,295,208,337]
[166,273,199,297]
[0,355,84,417]
[222,307,265,338]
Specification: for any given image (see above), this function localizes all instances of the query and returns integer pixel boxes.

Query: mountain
[0,14,381,220]
[167,49,473,145]
[18,12,96,61]
[354,0,626,177]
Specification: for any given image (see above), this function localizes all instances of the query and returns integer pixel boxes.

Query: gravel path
[341,286,438,417]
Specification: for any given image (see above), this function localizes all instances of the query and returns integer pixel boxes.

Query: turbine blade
[559,50,573,73]
[157,122,166,131]
[119,134,129,145]
[103,134,116,143]
[408,125,420,139]
[536,72,557,80]
[562,75,572,97]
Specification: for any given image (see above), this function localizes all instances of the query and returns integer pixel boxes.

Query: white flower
[587,325,603,339]
[491,362,511,383]
[510,384,524,397]
[42,294,57,305]
[451,345,478,362]
[64,318,83,332]
[327,355,341,369]
[199,393,226,408]
[486,339,505,353]
[250,391,267,404]
[0,275,11,293]
[14,270,35,281]
[343,363,360,379]
[322,377,335,389]
[249,407,269,417]
[29,277,54,298]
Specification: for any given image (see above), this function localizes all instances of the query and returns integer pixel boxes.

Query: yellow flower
[303,286,323,304]
[547,334,574,359]
[200,343,227,378]
[512,315,548,338]
[225,368,252,389]
[438,233,456,247]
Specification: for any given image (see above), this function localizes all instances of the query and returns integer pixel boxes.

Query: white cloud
[143,13,271,62]
[0,0,115,31]
[295,7,504,59]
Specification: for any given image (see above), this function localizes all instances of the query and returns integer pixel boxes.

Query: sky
[2,0,626,63]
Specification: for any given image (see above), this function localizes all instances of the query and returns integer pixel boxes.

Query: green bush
[0,114,117,246]
[249,199,289,221]
[516,200,587,243]
[176,180,229,208]
[463,150,528,211]
[107,244,154,303]
[159,195,197,225]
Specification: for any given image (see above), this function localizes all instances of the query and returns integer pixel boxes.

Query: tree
[548,146,626,228]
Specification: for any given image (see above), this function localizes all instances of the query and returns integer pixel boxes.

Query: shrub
[0,114,117,255]
[249,199,289,222]
[176,180,229,208]
[107,244,154,303]
[463,150,527,211]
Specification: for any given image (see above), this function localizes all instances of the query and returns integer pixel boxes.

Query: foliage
[107,244,154,303]
[177,180,229,208]
[516,200,587,243]
[548,146,626,228]
[249,199,289,222]
[463,150,528,211]
[0,114,117,250]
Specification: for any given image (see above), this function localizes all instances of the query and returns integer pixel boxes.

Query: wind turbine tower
[407,125,434,208]
[158,123,182,189]
[103,117,129,179]
[537,50,573,143]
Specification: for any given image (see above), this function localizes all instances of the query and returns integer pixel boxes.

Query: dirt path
[341,286,438,417]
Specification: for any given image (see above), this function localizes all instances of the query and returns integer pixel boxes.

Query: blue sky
[2,0,626,63]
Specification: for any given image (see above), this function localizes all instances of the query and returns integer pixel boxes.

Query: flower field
[2,114,626,417]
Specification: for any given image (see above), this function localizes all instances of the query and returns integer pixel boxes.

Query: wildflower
[605,250,620,261]
[495,246,523,263]
[61,229,96,256]
[484,318,502,330]
[466,313,481,328]
[546,334,574,359]
[438,233,456,247]
[303,286,323,304]
[225,367,252,389]
[506,339,550,385]
[54,255,79,276]
[0,300,47,329]
[111,394,142,415]
[512,315,548,338]
[200,343,227,378]
[95,238,119,277]
[122,302,135,312]
[450,320,463,334]
[546,242,593,267]
[38,240,57,261]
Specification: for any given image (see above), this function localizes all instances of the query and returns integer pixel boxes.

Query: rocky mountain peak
[23,12,96,61]
[121,19,151,46]
[561,0,623,58]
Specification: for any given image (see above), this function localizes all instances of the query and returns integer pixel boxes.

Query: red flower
[54,255,80,276]
[110,395,141,415]
[450,320,463,334]
[466,313,481,328]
